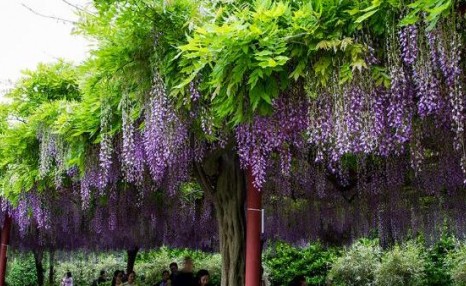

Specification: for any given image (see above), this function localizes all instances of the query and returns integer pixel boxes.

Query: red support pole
[245,167,262,286]
[0,215,12,286]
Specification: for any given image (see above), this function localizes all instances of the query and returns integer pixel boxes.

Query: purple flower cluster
[366,45,380,66]
[432,23,465,180]
[38,131,65,179]
[399,25,418,65]
[14,197,30,236]
[307,78,406,166]
[121,98,145,185]
[143,73,190,188]
[236,95,308,189]
[80,157,100,209]
[189,80,201,102]
[98,104,114,190]
[387,64,413,149]
[414,61,441,117]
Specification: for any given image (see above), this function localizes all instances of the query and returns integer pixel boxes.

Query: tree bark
[48,249,55,286]
[196,148,246,286]
[126,248,139,274]
[33,249,44,286]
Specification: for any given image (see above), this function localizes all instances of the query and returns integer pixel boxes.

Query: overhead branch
[21,4,76,24]
[61,0,95,16]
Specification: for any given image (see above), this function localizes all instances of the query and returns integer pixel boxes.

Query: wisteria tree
[1,0,466,285]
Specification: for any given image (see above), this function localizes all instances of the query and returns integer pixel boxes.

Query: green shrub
[5,252,38,286]
[54,252,126,286]
[425,233,456,286]
[264,241,338,286]
[327,239,381,286]
[375,241,426,286]
[446,242,466,286]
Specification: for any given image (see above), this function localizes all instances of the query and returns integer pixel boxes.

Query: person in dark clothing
[92,270,107,286]
[111,270,124,286]
[172,256,196,286]
[169,262,178,281]
[155,270,170,286]
[195,269,209,286]
[289,275,307,286]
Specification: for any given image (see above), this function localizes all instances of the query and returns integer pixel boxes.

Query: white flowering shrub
[327,239,381,286]
[375,241,426,286]
[54,252,125,286]
[447,243,466,286]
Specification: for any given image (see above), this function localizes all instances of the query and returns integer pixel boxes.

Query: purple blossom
[399,25,418,65]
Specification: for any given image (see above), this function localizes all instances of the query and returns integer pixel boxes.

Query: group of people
[62,256,306,286]
[86,256,209,286]
[89,269,137,286]
[156,257,210,286]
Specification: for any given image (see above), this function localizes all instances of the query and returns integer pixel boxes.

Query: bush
[54,252,126,286]
[5,252,38,286]
[327,239,381,286]
[425,233,456,286]
[263,241,338,286]
[447,242,466,286]
[375,241,426,286]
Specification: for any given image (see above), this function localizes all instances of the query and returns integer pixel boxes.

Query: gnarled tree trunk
[126,247,139,274]
[196,148,246,286]
[48,249,55,286]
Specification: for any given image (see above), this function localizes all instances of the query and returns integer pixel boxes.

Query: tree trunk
[33,249,44,286]
[126,248,139,274]
[48,250,55,286]
[196,148,246,286]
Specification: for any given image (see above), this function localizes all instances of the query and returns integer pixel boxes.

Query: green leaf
[249,81,265,111]
[399,12,420,26]
[290,61,307,81]
[339,63,353,85]
[351,58,367,72]
[313,57,331,76]
[263,79,278,104]
[355,9,379,23]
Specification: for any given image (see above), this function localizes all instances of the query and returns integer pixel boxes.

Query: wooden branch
[21,3,76,24]
[194,161,216,195]
[61,0,94,15]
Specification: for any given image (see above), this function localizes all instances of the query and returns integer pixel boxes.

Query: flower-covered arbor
[1,0,466,285]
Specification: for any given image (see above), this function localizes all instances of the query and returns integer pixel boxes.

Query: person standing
[61,271,73,286]
[123,271,137,286]
[155,270,171,286]
[169,262,178,281]
[111,270,124,286]
[172,257,196,286]
[195,269,209,286]
[92,270,107,286]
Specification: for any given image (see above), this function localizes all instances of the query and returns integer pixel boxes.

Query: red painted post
[0,215,12,286]
[245,167,262,286]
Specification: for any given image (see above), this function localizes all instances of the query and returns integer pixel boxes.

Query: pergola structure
[1,1,466,286]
